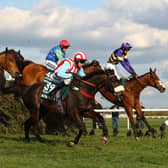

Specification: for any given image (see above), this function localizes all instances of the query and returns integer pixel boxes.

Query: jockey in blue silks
[105,42,137,101]
[45,40,71,71]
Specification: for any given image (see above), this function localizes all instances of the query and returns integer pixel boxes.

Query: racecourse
[0,118,168,168]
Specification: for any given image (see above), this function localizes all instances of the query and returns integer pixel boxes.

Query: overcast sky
[0,0,168,108]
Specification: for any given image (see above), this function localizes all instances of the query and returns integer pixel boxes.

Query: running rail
[94,108,168,129]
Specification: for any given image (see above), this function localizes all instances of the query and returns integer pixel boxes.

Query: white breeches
[105,63,125,92]
[45,60,58,71]
[105,63,120,79]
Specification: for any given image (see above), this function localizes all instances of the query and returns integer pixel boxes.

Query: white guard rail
[94,108,168,129]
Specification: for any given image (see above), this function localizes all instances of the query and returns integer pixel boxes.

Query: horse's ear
[18,50,20,54]
[154,68,156,73]
[149,68,152,73]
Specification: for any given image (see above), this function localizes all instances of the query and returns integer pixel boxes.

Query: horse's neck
[130,74,149,93]
[80,73,106,95]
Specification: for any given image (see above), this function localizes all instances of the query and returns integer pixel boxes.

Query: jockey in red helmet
[42,51,87,114]
[45,40,71,71]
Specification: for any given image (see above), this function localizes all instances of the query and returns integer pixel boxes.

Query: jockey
[105,42,137,102]
[45,40,70,71]
[50,51,87,114]
[106,42,137,79]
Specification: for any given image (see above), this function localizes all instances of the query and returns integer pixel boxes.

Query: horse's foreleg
[24,117,33,142]
[135,104,157,138]
[68,113,85,146]
[84,111,108,144]
[31,110,44,142]
[125,107,138,140]
[142,117,157,138]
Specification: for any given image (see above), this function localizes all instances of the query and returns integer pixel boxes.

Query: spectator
[111,105,120,136]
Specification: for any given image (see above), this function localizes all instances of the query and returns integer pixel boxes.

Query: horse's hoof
[68,141,75,147]
[102,136,107,145]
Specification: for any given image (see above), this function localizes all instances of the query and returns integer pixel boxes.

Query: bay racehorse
[14,53,102,85]
[9,69,115,145]
[0,48,21,93]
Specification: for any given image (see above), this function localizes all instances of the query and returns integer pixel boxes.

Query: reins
[80,79,96,87]
[75,78,97,99]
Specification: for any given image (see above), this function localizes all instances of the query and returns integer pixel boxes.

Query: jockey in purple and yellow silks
[45,40,71,71]
[105,42,137,102]
[106,42,137,79]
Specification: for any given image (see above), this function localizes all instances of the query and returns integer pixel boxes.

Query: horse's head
[12,49,24,72]
[0,48,22,78]
[84,60,102,74]
[149,68,166,93]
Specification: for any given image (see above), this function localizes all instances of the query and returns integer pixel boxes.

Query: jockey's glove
[132,71,138,78]
[64,78,72,85]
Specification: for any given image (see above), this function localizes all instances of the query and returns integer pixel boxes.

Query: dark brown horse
[99,68,165,139]
[10,70,115,145]
[0,48,21,93]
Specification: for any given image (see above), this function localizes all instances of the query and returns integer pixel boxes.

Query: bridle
[74,72,113,99]
[133,70,160,89]
[0,50,19,77]
[149,71,160,89]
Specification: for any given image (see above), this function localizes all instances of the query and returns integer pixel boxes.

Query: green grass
[0,118,168,168]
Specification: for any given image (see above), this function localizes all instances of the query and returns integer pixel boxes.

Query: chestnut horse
[0,48,21,93]
[9,70,115,145]
[99,68,165,139]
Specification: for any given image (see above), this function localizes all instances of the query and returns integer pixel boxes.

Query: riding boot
[56,90,65,115]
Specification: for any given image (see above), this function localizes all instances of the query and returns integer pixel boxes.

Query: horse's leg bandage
[114,85,125,92]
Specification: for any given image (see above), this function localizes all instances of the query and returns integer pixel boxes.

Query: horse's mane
[19,60,34,73]
[128,71,150,82]
[82,69,105,80]
[83,60,100,68]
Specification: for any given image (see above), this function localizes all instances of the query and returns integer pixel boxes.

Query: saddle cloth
[40,71,69,101]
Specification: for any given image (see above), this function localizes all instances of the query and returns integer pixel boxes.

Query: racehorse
[0,48,21,93]
[99,68,165,139]
[8,69,115,145]
[13,54,167,139]
[14,54,102,85]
